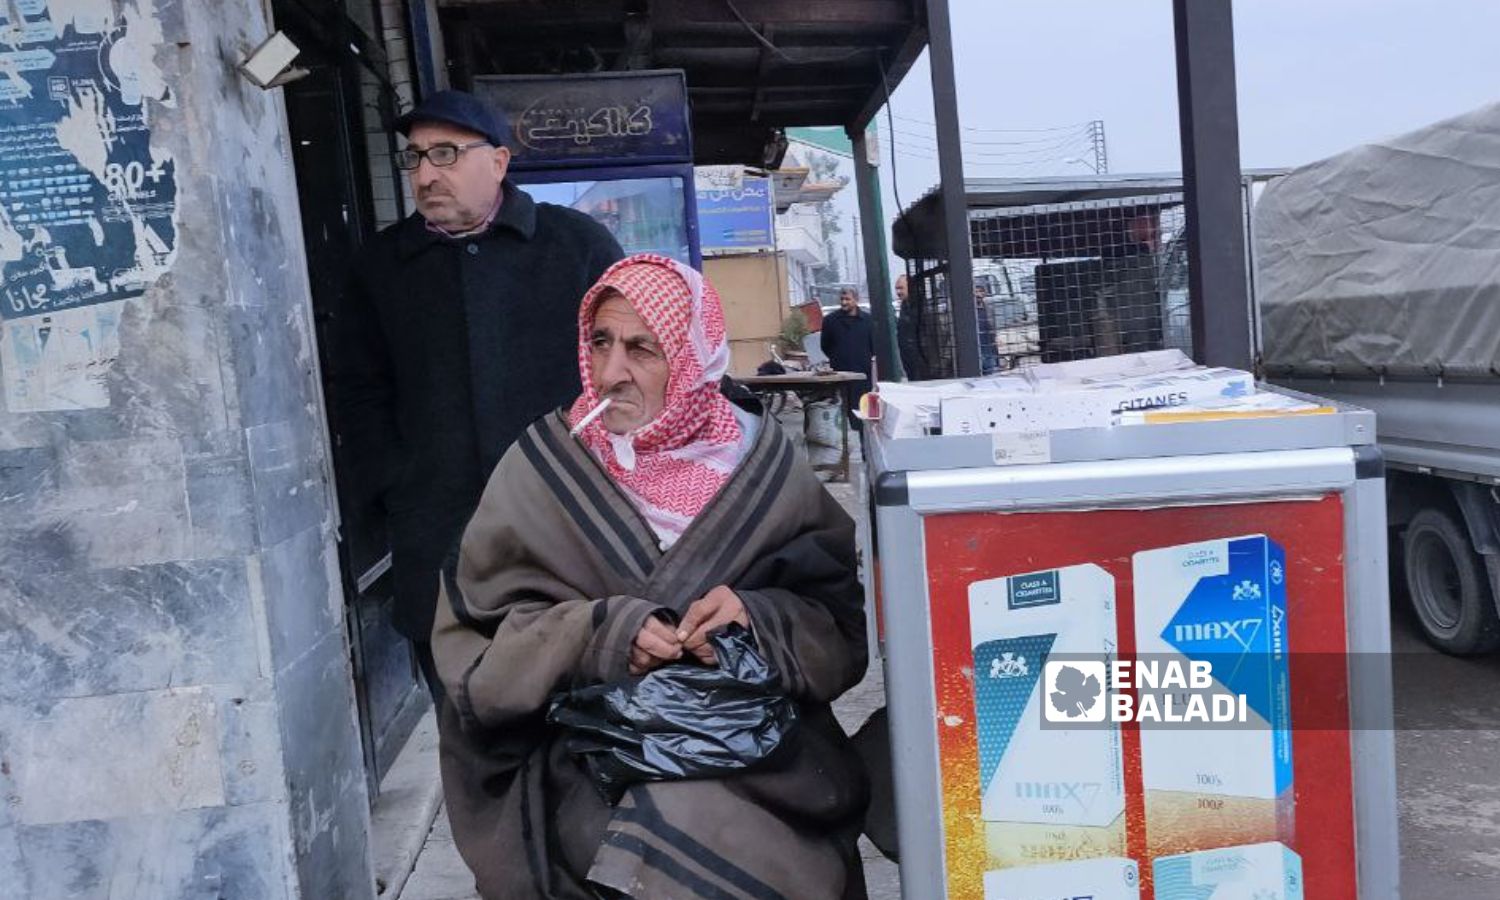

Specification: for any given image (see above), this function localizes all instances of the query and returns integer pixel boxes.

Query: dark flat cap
[394,90,509,147]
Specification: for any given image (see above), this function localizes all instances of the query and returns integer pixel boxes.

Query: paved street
[399,810,474,900]
[1392,588,1500,896]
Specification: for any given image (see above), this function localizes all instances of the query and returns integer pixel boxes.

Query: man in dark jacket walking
[894,274,925,381]
[820,287,875,431]
[330,91,622,700]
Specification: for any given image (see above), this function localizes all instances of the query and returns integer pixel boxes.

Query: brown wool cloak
[431,409,871,900]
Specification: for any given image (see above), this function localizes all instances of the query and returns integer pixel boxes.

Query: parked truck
[1258,101,1500,653]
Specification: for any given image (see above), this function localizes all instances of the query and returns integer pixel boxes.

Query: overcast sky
[876,0,1500,222]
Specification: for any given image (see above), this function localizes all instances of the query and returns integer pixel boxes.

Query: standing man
[894,274,925,381]
[974,284,1002,374]
[331,90,623,701]
[1095,211,1164,357]
[820,286,875,431]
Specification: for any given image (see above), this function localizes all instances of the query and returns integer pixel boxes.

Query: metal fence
[901,194,1191,379]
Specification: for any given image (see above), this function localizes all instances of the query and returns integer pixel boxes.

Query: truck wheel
[1404,506,1500,655]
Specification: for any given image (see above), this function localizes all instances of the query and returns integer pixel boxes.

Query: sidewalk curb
[371,710,444,899]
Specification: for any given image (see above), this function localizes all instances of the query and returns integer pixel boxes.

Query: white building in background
[773,130,866,306]
[690,131,865,317]
[773,178,828,306]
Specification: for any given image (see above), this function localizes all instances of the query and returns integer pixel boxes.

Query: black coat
[896,302,924,381]
[331,181,623,640]
[820,308,875,378]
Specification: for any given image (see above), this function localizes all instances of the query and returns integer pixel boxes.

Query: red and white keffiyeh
[569,254,745,547]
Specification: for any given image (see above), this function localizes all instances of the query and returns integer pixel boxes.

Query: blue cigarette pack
[1132,534,1294,857]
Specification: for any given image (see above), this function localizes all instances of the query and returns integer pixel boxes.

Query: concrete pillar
[0,2,373,897]
[849,125,901,381]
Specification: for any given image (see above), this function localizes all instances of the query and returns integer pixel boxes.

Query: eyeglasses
[394,140,490,171]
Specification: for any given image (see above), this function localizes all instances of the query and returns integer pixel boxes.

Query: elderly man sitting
[431,254,871,899]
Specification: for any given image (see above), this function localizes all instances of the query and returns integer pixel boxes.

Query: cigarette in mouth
[570,397,612,436]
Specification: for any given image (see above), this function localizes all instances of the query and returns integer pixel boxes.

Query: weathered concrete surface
[825,471,903,900]
[1392,596,1500,895]
[371,712,443,899]
[400,810,476,900]
[0,557,259,700]
[1,1,371,896]
[14,688,225,826]
[14,803,292,900]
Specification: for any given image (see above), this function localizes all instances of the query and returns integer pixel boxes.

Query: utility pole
[1090,120,1109,175]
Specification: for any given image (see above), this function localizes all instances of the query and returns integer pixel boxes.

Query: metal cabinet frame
[867,397,1400,898]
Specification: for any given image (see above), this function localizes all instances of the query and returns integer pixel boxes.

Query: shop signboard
[473,71,691,170]
[695,167,775,255]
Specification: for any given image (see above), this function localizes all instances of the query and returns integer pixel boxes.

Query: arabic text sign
[696,173,774,255]
[473,71,691,169]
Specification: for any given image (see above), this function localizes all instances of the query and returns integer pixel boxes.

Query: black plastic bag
[546,624,798,802]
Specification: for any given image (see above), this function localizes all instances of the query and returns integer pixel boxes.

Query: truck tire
[1404,506,1500,655]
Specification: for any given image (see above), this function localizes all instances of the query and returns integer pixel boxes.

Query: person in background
[975,284,1002,374]
[1095,211,1164,357]
[894,273,925,381]
[331,90,623,703]
[820,286,875,430]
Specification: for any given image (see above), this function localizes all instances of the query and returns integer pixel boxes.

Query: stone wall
[0,1,372,896]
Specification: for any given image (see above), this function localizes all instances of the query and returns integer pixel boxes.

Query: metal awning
[436,0,928,166]
[895,174,1191,261]
[417,1,1280,377]
[893,170,1287,260]
[426,0,970,378]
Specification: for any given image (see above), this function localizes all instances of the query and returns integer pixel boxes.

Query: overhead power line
[892,113,1092,135]
[889,129,1094,156]
[883,126,1093,158]
[889,138,1094,163]
[880,119,1108,174]
[890,126,1094,150]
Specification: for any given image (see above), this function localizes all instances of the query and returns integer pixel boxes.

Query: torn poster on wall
[0,0,176,410]
[2,300,120,411]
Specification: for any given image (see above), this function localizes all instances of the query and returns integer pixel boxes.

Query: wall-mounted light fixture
[238,31,309,89]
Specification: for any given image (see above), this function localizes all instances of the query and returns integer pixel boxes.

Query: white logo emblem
[989,652,1029,679]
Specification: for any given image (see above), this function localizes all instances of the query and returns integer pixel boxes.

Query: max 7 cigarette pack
[1132,535,1294,857]
[968,563,1124,865]
[1153,841,1304,900]
[983,856,1140,900]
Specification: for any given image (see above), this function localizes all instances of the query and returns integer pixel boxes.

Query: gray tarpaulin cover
[1257,101,1500,377]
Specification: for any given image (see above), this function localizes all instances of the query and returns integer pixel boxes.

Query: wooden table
[739,371,868,481]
